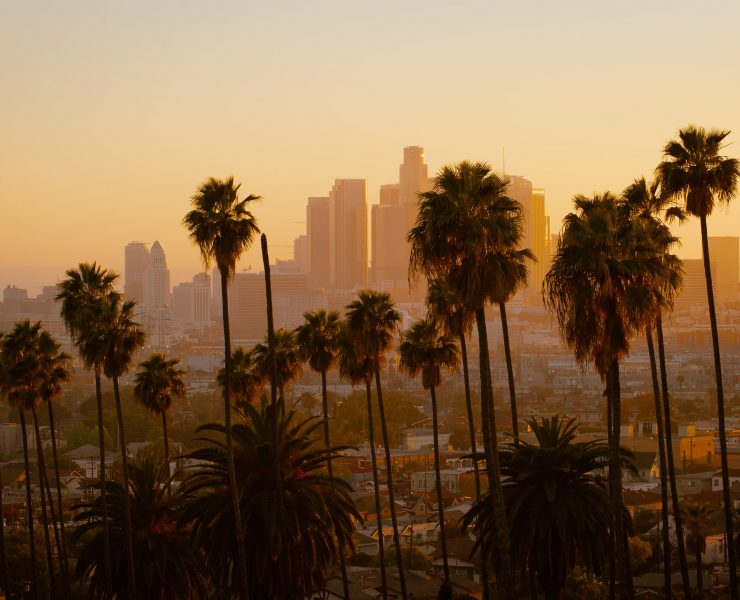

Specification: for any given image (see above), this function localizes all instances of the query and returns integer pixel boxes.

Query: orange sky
[2,1,739,295]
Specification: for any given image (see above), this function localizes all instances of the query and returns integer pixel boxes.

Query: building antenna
[502,148,506,175]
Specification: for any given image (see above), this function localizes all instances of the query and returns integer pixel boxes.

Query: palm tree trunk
[607,359,633,600]
[162,411,171,497]
[47,400,71,595]
[0,467,9,598]
[696,546,703,591]
[31,407,58,598]
[19,409,39,600]
[322,369,350,599]
[474,307,514,600]
[429,383,450,589]
[656,315,691,599]
[646,330,672,599]
[606,378,615,600]
[219,266,250,600]
[700,214,737,599]
[458,333,481,498]
[93,368,113,597]
[365,375,387,599]
[112,375,137,598]
[374,354,408,600]
[498,302,519,444]
[459,333,489,600]
[41,450,67,599]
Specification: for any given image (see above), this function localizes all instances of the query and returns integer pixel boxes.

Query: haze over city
[2,1,740,295]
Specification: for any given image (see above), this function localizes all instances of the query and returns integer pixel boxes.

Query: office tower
[371,147,433,294]
[506,176,548,303]
[229,270,325,339]
[708,236,739,301]
[676,258,717,312]
[329,179,367,290]
[172,272,211,329]
[3,285,28,303]
[293,235,309,274]
[307,196,331,290]
[124,242,149,304]
[143,241,171,310]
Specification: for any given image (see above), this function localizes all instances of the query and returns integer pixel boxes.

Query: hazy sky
[2,1,739,295]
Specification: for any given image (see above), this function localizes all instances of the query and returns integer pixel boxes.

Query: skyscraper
[143,241,171,310]
[172,272,211,329]
[124,242,149,304]
[708,236,739,301]
[329,179,367,290]
[371,147,433,295]
[506,176,548,303]
[307,196,331,290]
[293,235,309,274]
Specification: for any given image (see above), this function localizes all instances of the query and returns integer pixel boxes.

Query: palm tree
[680,502,715,591]
[544,193,666,600]
[295,309,350,598]
[183,176,261,598]
[221,347,262,404]
[133,353,186,488]
[251,328,303,399]
[623,177,691,598]
[56,262,118,594]
[425,279,480,497]
[409,161,520,597]
[656,126,740,598]
[399,318,459,597]
[338,324,389,598]
[463,417,615,600]
[72,456,208,599]
[0,321,50,599]
[346,290,407,600]
[36,329,73,595]
[181,400,359,599]
[79,294,145,596]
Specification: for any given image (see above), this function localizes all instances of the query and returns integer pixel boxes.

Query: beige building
[329,179,368,290]
[506,176,549,303]
[708,236,739,301]
[371,146,433,296]
[675,258,717,312]
[124,241,150,304]
[306,196,331,290]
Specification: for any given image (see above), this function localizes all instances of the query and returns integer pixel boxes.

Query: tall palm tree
[56,262,118,594]
[680,502,715,592]
[399,318,458,597]
[425,279,480,497]
[133,353,186,487]
[183,176,261,598]
[463,418,616,600]
[181,401,359,599]
[79,294,145,597]
[409,161,519,597]
[0,322,48,599]
[251,328,303,399]
[656,126,740,598]
[346,290,407,600]
[72,456,208,599]
[623,177,691,598]
[295,309,350,599]
[544,193,666,600]
[37,330,72,595]
[338,324,388,598]
[490,245,534,444]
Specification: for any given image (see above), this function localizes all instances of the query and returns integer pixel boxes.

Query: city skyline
[2,2,740,296]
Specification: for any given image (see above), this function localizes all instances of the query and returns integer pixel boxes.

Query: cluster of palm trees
[0,124,736,599]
